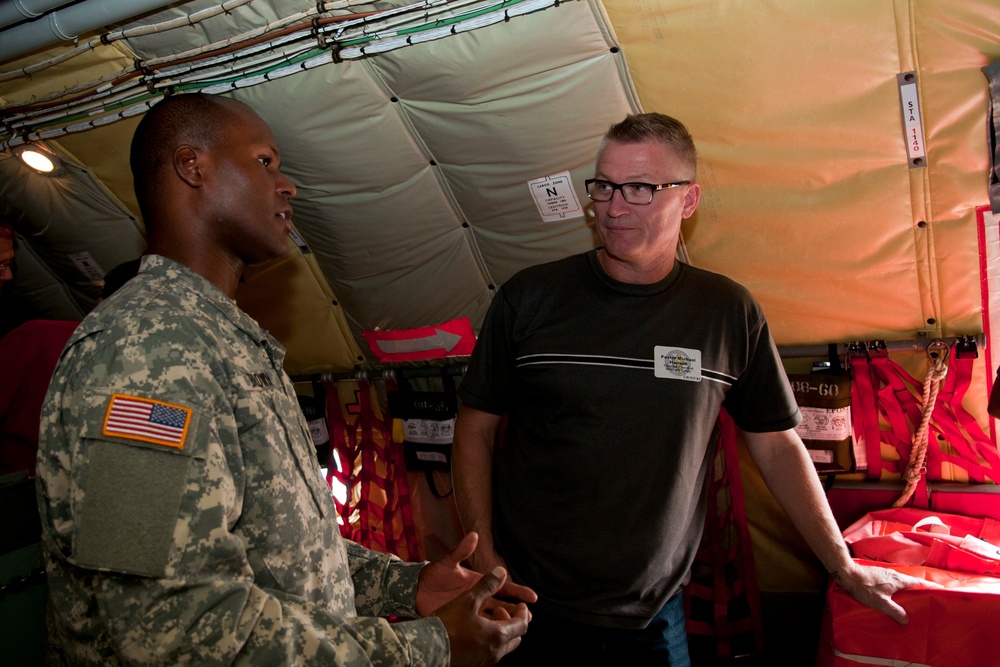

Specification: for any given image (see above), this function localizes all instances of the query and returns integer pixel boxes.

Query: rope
[893,353,948,507]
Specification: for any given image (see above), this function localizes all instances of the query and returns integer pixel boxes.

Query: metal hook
[926,339,949,366]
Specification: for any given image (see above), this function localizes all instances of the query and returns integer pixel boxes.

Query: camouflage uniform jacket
[35,255,449,666]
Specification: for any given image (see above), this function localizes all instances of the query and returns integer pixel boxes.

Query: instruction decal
[403,418,455,445]
[528,171,583,222]
[795,406,851,442]
[69,251,105,283]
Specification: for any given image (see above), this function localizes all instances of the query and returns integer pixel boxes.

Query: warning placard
[528,171,583,222]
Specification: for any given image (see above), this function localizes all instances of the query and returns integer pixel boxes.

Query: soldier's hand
[416,532,536,617]
[434,566,530,667]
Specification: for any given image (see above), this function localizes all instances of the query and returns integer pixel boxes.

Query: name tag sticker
[654,346,702,382]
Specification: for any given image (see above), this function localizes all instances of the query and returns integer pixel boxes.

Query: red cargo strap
[849,341,1000,507]
[850,345,914,480]
[324,379,420,560]
[930,344,1000,483]
[850,345,927,503]
[684,409,763,658]
[849,346,883,480]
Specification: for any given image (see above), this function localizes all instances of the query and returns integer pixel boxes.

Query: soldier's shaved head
[130,93,245,223]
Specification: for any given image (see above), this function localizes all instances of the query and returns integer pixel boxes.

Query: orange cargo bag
[816,508,1000,667]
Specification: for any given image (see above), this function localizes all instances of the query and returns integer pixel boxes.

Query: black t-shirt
[459,251,800,628]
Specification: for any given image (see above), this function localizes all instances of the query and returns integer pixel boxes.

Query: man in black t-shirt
[453,113,928,666]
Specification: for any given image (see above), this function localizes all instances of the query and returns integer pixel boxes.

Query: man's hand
[466,539,507,578]
[833,561,939,624]
[416,532,537,617]
[416,532,536,667]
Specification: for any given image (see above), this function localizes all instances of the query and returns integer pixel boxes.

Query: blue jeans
[498,593,691,666]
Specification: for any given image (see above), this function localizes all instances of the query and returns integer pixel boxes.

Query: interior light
[21,149,54,172]
[17,146,62,175]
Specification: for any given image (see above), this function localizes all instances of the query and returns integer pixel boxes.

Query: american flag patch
[102,394,192,449]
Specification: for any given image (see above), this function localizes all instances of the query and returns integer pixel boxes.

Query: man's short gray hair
[598,113,697,179]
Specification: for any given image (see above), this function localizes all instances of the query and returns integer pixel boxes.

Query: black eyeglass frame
[584,178,692,205]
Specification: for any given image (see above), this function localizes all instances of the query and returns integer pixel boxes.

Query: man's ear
[173,145,203,187]
[681,183,701,219]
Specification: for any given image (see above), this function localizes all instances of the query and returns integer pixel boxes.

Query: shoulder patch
[102,394,192,450]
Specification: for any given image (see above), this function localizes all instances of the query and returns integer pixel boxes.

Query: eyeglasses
[585,178,691,205]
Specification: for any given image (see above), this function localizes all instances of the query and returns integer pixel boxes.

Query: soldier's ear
[173,145,204,188]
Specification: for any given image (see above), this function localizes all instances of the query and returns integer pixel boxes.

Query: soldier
[36,93,534,666]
